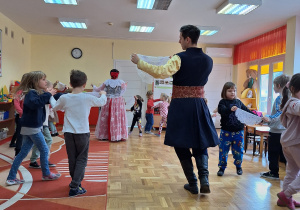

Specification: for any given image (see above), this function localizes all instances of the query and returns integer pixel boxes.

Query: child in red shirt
[145,91,160,134]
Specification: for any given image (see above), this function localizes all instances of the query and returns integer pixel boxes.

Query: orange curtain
[233,25,286,65]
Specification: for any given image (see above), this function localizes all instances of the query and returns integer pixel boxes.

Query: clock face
[71,48,82,59]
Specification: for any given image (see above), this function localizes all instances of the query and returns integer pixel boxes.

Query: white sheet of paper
[235,108,262,125]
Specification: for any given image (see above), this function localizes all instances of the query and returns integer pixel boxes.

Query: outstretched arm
[131,54,181,79]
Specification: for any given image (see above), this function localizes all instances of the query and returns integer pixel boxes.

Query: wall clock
[71,48,82,59]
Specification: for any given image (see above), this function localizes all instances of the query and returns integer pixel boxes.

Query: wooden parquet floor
[107,129,299,210]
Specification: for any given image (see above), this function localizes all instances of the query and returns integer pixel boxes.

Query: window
[248,55,285,114]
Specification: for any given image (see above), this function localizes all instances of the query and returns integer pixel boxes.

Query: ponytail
[280,86,290,110]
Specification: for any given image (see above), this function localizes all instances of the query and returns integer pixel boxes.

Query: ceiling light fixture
[197,26,220,36]
[59,18,87,29]
[44,0,78,5]
[129,22,155,33]
[216,0,262,15]
[137,0,172,10]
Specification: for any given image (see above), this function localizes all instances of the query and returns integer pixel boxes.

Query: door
[205,64,232,128]
[114,60,147,128]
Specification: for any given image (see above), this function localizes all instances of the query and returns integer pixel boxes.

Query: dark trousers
[268,132,286,175]
[130,115,142,133]
[174,147,208,161]
[10,114,23,156]
[64,132,90,188]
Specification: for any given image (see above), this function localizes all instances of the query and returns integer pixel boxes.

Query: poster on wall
[153,77,173,100]
[0,29,2,77]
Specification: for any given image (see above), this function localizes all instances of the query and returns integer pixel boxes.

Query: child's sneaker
[128,131,132,136]
[6,178,25,186]
[145,131,149,134]
[277,191,295,210]
[29,161,41,169]
[139,133,143,137]
[154,133,161,137]
[217,168,225,176]
[48,162,56,167]
[260,171,279,179]
[277,197,300,207]
[42,172,61,181]
[69,186,87,197]
[236,167,243,175]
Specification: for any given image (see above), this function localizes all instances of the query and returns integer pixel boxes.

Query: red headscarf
[110,72,119,79]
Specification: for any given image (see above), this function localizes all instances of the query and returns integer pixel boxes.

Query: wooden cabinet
[241,88,257,111]
[0,102,15,139]
[153,114,167,128]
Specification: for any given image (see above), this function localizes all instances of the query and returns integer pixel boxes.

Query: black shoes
[236,167,243,175]
[260,171,279,179]
[29,161,41,169]
[184,184,199,194]
[51,133,59,137]
[217,168,224,176]
[69,186,87,197]
[9,143,16,147]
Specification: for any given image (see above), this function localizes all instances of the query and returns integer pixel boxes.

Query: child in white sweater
[51,70,107,197]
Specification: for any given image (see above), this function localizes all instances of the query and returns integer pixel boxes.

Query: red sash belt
[172,85,205,99]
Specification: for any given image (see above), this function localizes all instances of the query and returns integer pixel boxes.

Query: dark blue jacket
[218,99,254,132]
[20,90,52,128]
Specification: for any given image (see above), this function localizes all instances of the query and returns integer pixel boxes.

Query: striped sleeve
[269,96,282,119]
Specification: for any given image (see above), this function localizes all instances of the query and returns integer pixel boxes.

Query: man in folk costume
[131,25,219,194]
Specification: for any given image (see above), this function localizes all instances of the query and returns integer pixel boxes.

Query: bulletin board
[153,77,173,99]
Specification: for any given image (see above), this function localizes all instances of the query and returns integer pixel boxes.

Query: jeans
[145,113,154,132]
[48,121,57,134]
[7,131,50,180]
[30,126,52,163]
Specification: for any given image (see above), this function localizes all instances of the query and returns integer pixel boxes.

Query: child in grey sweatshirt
[260,74,289,179]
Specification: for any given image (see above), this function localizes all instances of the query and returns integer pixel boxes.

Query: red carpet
[0,131,109,210]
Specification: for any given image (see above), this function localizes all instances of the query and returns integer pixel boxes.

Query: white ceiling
[0,0,300,45]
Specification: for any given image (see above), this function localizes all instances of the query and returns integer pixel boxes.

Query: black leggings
[130,115,142,133]
[174,147,208,161]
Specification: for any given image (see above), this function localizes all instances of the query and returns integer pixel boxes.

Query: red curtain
[233,25,286,65]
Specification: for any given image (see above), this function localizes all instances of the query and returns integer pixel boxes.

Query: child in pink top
[10,73,28,156]
[152,93,170,137]
[276,73,300,209]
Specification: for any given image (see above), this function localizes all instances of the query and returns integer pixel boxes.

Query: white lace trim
[136,54,170,84]
[104,79,125,88]
[235,108,262,125]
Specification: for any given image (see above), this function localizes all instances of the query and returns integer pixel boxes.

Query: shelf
[249,108,257,110]
[0,102,12,104]
[0,118,14,123]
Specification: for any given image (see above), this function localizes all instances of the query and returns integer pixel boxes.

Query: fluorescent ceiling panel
[44,0,78,5]
[197,26,220,36]
[129,22,155,33]
[137,0,172,10]
[216,0,262,15]
[59,18,87,29]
